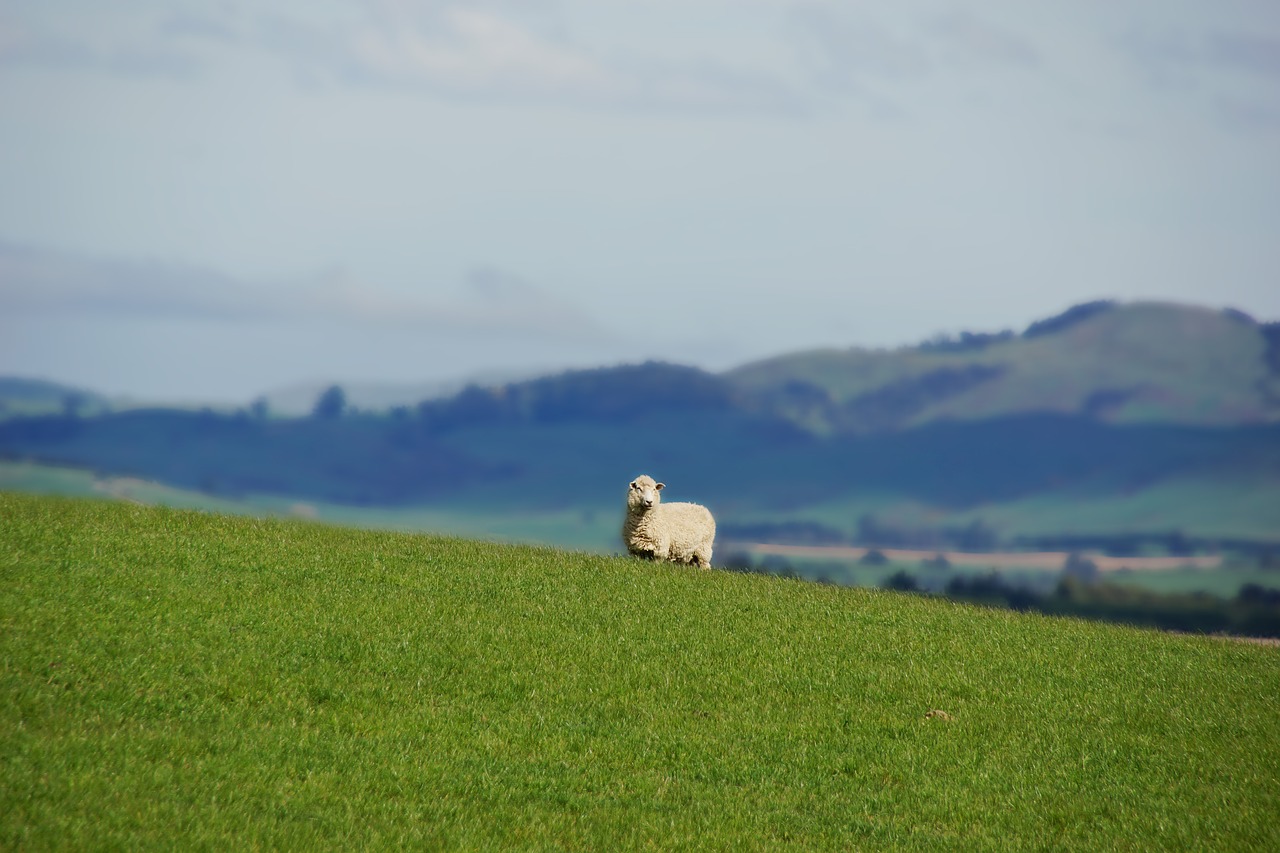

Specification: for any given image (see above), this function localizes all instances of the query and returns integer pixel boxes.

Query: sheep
[622,474,716,570]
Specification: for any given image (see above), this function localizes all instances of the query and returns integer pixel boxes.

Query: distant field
[3,493,1279,849]
[740,542,1224,571]
[730,544,1279,600]
[762,474,1280,548]
[2,460,1275,602]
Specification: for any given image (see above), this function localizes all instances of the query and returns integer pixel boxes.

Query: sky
[1,0,1278,404]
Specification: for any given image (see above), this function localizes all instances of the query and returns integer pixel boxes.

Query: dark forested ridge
[3,387,1278,517]
[0,408,504,505]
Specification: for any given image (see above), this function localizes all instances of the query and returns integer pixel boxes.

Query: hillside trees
[1022,300,1116,338]
[312,385,347,419]
[416,362,738,432]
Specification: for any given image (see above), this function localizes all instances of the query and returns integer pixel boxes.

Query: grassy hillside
[3,494,1278,849]
[727,301,1280,431]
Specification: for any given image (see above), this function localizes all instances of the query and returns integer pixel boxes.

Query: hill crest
[726,300,1280,432]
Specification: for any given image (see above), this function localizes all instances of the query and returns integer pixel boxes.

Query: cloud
[0,241,611,343]
[0,1,800,115]
[790,7,931,89]
[158,10,242,45]
[1213,94,1280,132]
[1120,26,1280,82]
[0,17,205,79]
[787,6,1040,116]
[1205,32,1280,79]
[924,12,1039,70]
[356,8,597,92]
[307,265,610,340]
[1117,25,1280,132]
[0,240,258,320]
[259,1,803,114]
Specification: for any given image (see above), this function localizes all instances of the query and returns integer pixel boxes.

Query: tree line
[722,553,1280,638]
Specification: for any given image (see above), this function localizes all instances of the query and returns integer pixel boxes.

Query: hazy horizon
[3,1,1278,402]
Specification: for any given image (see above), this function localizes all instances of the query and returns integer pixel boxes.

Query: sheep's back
[658,501,716,543]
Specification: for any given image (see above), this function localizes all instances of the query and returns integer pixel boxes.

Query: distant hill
[727,301,1280,433]
[256,301,1280,425]
[259,369,544,416]
[0,377,113,420]
[3,300,1279,547]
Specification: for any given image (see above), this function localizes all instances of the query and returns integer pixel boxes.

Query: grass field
[728,543,1280,599]
[0,460,621,552]
[3,492,1279,849]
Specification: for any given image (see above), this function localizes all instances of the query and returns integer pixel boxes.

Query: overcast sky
[2,1,1278,403]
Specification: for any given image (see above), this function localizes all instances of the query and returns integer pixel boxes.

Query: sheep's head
[628,475,664,511]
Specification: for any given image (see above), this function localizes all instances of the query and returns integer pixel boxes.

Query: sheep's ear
[630,481,638,489]
[655,482,665,491]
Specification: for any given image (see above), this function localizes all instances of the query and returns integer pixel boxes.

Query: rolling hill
[727,301,1280,433]
[2,301,1278,552]
[0,377,114,420]
[3,494,1278,849]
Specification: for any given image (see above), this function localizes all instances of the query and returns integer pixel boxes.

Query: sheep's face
[628,475,664,511]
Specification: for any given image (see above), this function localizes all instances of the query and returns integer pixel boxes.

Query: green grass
[0,460,621,552]
[0,460,254,515]
[954,475,1280,543]
[727,301,1273,428]
[3,493,1279,849]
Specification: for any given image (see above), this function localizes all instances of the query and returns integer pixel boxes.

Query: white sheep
[622,474,716,570]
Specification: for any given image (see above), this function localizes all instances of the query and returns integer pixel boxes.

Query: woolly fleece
[622,474,716,569]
